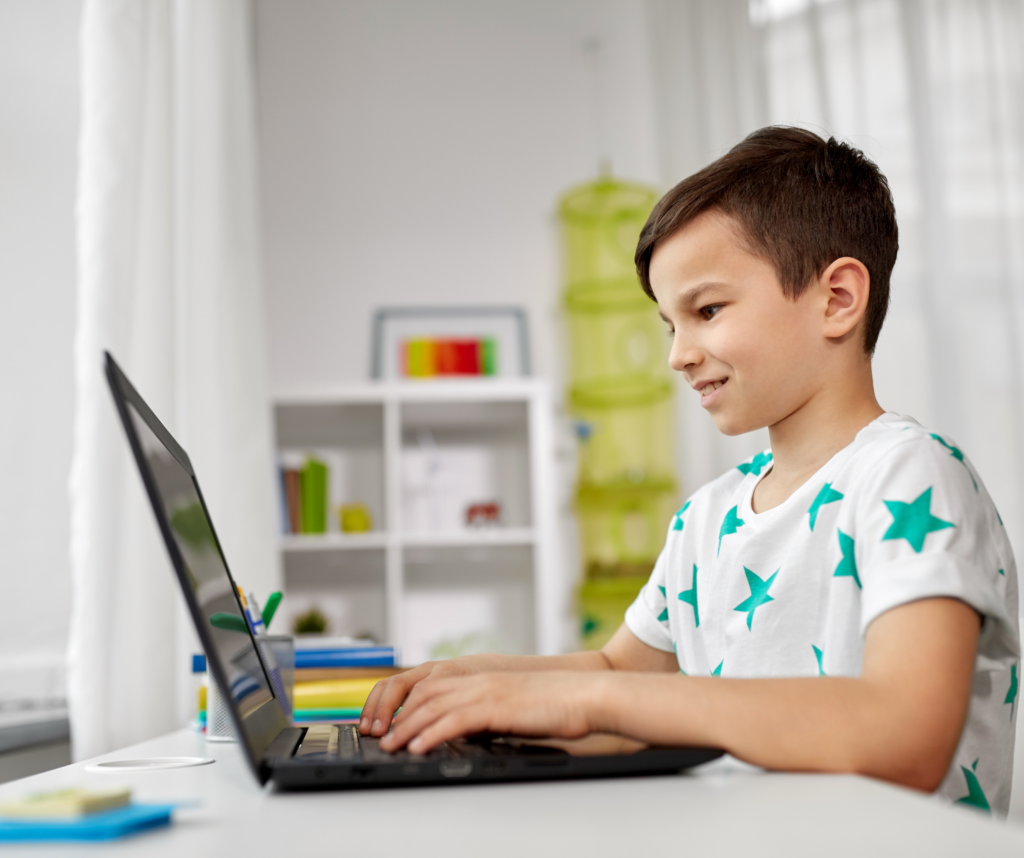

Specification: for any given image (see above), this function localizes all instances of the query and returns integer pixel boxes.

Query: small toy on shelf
[339,503,373,533]
[465,501,501,528]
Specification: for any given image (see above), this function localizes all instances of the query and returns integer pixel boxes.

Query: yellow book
[293,677,384,710]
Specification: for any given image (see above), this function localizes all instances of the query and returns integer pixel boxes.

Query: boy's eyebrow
[679,282,724,307]
[657,283,729,324]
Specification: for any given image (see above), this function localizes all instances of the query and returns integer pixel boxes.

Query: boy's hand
[359,654,516,737]
[378,671,601,754]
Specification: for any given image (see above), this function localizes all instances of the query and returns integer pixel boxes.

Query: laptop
[104,351,722,789]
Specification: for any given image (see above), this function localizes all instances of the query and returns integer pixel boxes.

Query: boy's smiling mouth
[694,378,728,407]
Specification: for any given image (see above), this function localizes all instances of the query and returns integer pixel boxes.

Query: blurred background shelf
[281,532,389,552]
[280,528,535,552]
[399,528,535,549]
[273,380,563,665]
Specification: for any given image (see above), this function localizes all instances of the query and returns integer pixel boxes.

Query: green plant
[292,607,328,634]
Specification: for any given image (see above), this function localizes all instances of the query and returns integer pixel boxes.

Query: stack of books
[279,456,328,535]
[292,639,403,723]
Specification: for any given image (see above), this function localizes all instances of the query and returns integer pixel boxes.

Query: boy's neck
[752,363,883,514]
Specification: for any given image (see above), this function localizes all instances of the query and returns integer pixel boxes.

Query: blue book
[0,804,174,842]
[295,646,395,669]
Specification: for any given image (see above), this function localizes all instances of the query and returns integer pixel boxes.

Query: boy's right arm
[358,624,677,736]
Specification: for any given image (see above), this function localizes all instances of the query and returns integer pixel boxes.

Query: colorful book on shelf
[294,646,396,669]
[282,467,301,534]
[278,456,331,535]
[299,457,328,533]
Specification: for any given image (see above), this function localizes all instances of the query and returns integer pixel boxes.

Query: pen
[262,592,283,630]
[246,591,265,636]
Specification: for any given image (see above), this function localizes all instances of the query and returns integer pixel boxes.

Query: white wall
[0,1,80,704]
[254,0,661,393]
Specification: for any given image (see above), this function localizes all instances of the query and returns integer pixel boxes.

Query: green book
[300,457,328,534]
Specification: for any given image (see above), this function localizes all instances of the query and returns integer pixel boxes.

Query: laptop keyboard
[295,725,468,762]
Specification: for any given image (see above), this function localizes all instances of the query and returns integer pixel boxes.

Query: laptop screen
[126,402,275,712]
[106,354,287,779]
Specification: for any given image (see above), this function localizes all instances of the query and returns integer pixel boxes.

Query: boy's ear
[820,257,870,341]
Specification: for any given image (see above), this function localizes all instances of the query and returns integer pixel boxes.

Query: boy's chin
[709,411,765,437]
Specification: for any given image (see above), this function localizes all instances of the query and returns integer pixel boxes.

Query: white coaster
[84,757,215,772]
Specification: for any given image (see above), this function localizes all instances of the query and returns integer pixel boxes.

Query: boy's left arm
[381,596,979,792]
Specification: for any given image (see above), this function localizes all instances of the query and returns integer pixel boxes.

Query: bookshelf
[273,379,562,665]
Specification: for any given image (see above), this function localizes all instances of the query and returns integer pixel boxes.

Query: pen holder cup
[206,635,295,742]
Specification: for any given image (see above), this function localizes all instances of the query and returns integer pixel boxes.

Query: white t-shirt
[625,413,1020,814]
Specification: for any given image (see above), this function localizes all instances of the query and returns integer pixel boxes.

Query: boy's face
[649,212,830,437]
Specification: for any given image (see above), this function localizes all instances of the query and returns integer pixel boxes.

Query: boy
[360,127,1020,814]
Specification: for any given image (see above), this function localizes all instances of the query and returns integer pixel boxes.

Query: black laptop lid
[104,352,287,784]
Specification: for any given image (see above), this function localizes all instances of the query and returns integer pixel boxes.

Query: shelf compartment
[400,399,531,531]
[402,544,535,665]
[276,401,386,534]
[282,547,387,644]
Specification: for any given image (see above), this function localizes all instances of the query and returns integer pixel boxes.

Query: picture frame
[371,306,531,380]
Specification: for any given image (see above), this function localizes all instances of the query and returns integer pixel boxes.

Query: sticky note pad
[0,804,173,842]
[0,787,131,818]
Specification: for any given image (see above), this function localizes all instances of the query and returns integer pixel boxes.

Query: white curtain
[69,0,280,760]
[649,0,1024,818]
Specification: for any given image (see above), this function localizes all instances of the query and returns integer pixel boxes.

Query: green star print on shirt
[882,487,954,552]
[807,482,843,530]
[737,450,773,476]
[955,760,990,812]
[930,433,978,490]
[1006,665,1019,720]
[678,565,699,628]
[657,586,668,622]
[671,501,691,532]
[718,506,745,555]
[734,567,778,630]
[834,530,860,588]
[812,645,826,676]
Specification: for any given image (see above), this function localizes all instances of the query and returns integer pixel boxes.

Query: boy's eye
[700,304,723,321]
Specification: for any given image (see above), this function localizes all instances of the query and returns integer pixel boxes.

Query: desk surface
[1,729,1023,857]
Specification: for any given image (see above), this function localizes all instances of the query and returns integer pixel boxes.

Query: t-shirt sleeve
[851,435,1018,660]
[624,535,676,653]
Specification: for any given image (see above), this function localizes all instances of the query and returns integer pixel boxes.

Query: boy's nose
[669,336,702,374]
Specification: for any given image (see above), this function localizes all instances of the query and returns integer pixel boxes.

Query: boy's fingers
[368,681,416,735]
[382,686,481,751]
[358,680,388,733]
[392,675,460,723]
[407,709,491,755]
[366,664,438,735]
[382,690,462,750]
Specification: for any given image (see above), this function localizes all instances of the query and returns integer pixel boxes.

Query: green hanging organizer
[558,176,680,651]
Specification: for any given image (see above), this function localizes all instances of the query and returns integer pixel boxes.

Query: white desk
[1,729,1023,856]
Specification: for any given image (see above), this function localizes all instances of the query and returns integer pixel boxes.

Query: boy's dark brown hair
[635,126,898,354]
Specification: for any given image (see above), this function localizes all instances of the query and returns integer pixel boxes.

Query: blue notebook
[295,646,395,669]
[0,804,174,842]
